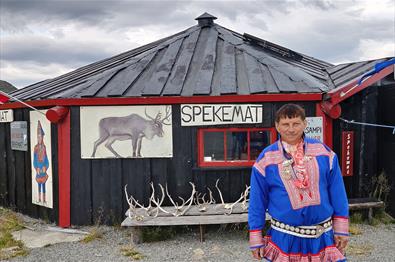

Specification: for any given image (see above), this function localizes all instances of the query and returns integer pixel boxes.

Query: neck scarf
[282,140,310,189]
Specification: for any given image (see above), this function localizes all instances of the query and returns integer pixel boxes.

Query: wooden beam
[316,102,333,149]
[121,213,249,226]
[348,201,384,210]
[58,109,71,227]
[0,93,322,110]
[125,203,248,217]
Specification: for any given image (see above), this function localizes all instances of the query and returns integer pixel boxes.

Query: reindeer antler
[195,191,210,212]
[124,184,145,221]
[150,183,170,217]
[241,185,250,210]
[144,108,155,121]
[161,105,172,125]
[166,182,196,216]
[215,179,225,206]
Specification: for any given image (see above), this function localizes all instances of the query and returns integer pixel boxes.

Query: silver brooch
[282,159,293,167]
[281,159,293,180]
[281,168,292,180]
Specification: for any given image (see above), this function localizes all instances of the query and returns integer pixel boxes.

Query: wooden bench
[348,197,385,223]
[122,212,249,244]
[121,204,255,244]
[122,198,385,244]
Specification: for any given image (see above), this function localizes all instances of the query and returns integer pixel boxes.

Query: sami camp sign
[180,104,263,126]
[305,117,323,142]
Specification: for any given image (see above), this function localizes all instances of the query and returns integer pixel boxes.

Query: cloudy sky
[0,0,394,88]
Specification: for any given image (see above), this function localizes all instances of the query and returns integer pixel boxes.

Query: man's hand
[334,235,349,254]
[251,247,265,260]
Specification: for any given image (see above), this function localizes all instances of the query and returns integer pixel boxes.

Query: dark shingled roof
[12,13,333,101]
[0,80,17,93]
[325,57,395,89]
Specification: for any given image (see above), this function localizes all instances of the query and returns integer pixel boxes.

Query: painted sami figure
[248,104,349,261]
[33,120,49,203]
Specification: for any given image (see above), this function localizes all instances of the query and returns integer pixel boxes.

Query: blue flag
[358,58,395,85]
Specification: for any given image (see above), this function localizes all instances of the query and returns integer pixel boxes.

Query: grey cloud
[1,0,394,88]
[191,1,293,19]
[0,0,294,33]
[303,16,393,62]
[0,0,193,32]
[300,0,336,10]
[1,35,122,66]
[1,0,112,27]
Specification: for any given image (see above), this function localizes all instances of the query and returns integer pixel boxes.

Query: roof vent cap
[195,12,217,27]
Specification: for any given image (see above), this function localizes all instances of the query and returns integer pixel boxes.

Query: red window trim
[197,127,277,167]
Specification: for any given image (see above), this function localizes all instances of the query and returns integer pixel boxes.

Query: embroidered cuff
[249,229,264,250]
[333,216,349,236]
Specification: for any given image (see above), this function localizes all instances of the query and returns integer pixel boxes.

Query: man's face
[275,116,307,145]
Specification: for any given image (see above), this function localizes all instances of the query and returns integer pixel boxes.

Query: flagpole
[0,90,47,116]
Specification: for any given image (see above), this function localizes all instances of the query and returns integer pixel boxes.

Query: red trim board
[58,110,71,227]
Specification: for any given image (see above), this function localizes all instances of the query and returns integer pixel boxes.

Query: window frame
[197,127,277,167]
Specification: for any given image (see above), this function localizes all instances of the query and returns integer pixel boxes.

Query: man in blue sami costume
[248,104,349,261]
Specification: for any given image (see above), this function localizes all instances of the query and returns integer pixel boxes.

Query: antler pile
[124,180,250,220]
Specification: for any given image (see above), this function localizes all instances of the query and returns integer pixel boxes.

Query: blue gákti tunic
[248,137,349,261]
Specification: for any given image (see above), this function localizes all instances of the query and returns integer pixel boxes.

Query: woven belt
[270,217,332,238]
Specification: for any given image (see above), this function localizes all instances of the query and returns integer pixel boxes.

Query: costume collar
[278,135,306,160]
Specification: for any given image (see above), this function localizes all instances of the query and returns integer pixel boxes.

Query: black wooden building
[0,13,394,226]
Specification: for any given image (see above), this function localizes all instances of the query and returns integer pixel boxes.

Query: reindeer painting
[82,105,172,158]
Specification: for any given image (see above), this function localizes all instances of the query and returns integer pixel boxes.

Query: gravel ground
[4,219,395,262]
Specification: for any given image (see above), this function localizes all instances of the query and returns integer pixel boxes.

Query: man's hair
[275,104,306,123]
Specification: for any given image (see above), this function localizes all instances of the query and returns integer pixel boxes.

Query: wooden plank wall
[2,101,317,225]
[69,102,316,225]
[0,108,58,223]
[378,82,395,217]
[70,105,195,225]
[334,88,379,199]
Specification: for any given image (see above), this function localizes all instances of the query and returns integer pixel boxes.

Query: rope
[339,117,395,134]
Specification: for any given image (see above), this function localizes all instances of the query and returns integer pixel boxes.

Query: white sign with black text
[181,104,263,126]
[11,121,28,151]
[0,109,14,123]
[305,117,323,142]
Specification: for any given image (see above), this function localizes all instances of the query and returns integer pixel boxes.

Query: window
[198,127,276,167]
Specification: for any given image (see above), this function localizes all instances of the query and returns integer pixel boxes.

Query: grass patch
[120,245,145,260]
[350,209,395,226]
[346,243,373,256]
[373,209,395,224]
[349,224,362,235]
[141,226,176,242]
[350,212,364,224]
[80,227,103,243]
[0,208,28,260]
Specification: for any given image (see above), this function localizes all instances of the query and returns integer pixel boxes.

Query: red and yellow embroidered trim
[254,150,283,177]
[333,216,349,235]
[278,156,321,209]
[262,236,346,262]
[249,229,264,249]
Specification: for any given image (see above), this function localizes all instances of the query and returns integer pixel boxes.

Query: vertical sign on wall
[30,110,53,208]
[341,131,354,177]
